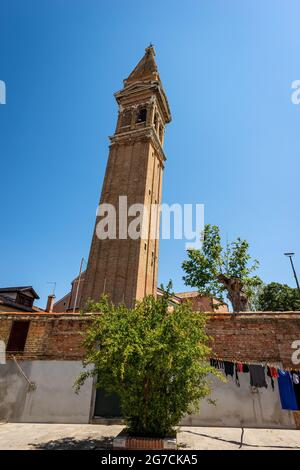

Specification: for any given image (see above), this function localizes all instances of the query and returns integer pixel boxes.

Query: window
[136,108,147,123]
[121,110,131,127]
[16,293,33,308]
[7,321,30,353]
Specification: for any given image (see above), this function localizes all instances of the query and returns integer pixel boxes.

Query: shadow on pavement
[30,436,114,450]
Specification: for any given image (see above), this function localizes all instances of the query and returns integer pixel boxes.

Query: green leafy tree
[182,224,261,312]
[75,287,218,437]
[257,282,300,311]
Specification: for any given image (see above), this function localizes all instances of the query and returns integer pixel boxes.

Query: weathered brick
[0,312,299,368]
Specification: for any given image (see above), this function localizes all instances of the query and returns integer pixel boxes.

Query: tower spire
[124,44,159,86]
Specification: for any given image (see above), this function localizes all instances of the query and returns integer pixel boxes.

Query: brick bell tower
[81,46,171,308]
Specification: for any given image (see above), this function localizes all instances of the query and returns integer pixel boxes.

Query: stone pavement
[0,423,299,450]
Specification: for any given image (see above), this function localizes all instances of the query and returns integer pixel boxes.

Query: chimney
[46,294,55,313]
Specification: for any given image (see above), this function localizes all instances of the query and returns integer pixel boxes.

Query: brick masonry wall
[0,312,299,367]
[0,314,88,360]
[206,313,300,368]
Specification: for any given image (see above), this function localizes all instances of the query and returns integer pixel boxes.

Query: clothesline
[209,355,300,372]
[209,357,300,412]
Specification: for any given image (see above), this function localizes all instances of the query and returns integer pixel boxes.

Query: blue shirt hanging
[277,370,299,411]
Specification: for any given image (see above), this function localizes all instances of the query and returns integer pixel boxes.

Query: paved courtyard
[0,423,299,450]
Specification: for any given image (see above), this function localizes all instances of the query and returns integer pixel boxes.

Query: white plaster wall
[182,373,295,429]
[0,361,93,424]
[0,363,296,428]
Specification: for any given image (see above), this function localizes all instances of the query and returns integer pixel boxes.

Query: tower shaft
[81,46,171,308]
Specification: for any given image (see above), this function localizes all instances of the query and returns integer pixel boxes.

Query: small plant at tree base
[182,224,262,312]
[75,286,218,437]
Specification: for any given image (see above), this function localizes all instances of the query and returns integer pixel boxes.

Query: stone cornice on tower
[109,126,167,167]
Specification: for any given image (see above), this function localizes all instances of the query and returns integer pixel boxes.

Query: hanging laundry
[292,372,299,385]
[236,362,243,373]
[210,359,224,370]
[269,367,279,379]
[277,370,299,411]
[235,364,240,387]
[291,371,300,409]
[210,358,216,368]
[243,364,249,373]
[249,365,267,388]
[267,367,275,391]
[224,361,234,377]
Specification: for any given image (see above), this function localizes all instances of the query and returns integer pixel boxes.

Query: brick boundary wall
[207,313,300,369]
[0,312,299,368]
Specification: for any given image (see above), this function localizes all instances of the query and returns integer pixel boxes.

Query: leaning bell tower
[81,46,171,308]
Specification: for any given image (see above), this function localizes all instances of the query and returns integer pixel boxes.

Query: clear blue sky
[0,0,299,308]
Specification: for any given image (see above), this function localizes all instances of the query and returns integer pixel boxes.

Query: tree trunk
[218,275,249,312]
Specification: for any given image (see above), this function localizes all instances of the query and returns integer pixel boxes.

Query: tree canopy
[182,224,261,312]
[75,288,218,437]
[256,282,300,311]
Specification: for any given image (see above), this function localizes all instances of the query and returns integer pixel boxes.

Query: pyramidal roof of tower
[119,45,171,123]
[123,45,160,86]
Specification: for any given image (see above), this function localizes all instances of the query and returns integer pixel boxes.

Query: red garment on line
[269,367,279,378]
